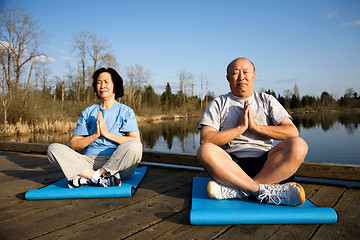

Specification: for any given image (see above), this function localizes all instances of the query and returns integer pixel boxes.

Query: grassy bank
[1,92,358,137]
[0,113,202,137]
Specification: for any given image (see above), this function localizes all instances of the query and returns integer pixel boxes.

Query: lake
[140,112,360,165]
[2,112,359,165]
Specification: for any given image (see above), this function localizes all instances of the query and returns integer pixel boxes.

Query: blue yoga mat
[25,167,147,200]
[190,177,338,225]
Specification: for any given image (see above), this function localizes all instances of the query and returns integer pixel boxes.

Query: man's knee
[196,142,225,167]
[196,143,213,159]
[289,137,308,154]
[285,137,308,163]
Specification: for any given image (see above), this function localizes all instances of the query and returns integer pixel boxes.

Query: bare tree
[88,33,111,73]
[72,31,117,102]
[0,5,45,97]
[124,64,151,110]
[178,69,193,106]
[101,53,118,69]
[293,83,300,98]
[200,73,207,108]
[33,63,51,93]
[125,65,136,106]
[72,31,90,100]
[134,64,150,89]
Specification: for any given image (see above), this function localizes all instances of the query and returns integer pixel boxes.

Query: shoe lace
[221,186,239,198]
[99,173,111,187]
[258,186,289,205]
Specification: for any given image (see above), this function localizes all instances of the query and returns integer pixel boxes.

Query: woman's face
[96,72,115,100]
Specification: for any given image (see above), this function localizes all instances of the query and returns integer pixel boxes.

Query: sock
[91,169,101,184]
[257,184,265,197]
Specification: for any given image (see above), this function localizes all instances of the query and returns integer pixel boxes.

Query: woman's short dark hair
[92,67,124,99]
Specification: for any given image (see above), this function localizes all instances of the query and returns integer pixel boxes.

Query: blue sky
[4,0,360,98]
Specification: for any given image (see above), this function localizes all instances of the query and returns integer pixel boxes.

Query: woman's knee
[118,140,143,161]
[47,143,69,168]
[47,143,68,156]
[121,140,142,150]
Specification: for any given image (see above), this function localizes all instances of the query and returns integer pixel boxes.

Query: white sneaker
[257,182,306,206]
[98,172,121,187]
[207,180,248,200]
[67,177,91,188]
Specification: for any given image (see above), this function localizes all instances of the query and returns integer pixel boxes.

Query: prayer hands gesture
[238,100,258,132]
[95,111,109,138]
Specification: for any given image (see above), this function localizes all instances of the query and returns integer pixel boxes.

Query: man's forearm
[249,124,299,140]
[200,126,247,146]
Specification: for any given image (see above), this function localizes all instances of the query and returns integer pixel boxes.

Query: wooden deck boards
[0,150,359,240]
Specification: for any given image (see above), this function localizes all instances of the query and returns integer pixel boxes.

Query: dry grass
[1,120,76,136]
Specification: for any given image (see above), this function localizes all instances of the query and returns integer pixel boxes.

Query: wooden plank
[142,151,199,167]
[34,184,193,240]
[312,188,360,239]
[1,142,360,181]
[0,166,206,240]
[119,183,348,240]
[144,152,360,182]
[126,209,229,240]
[214,183,344,240]
[265,184,345,240]
[0,147,359,239]
[0,167,176,223]
[297,162,360,182]
[0,141,48,154]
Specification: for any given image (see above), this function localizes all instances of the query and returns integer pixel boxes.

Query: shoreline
[1,110,359,137]
[136,113,201,124]
[0,113,202,137]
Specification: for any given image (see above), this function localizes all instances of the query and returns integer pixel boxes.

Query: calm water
[2,112,360,165]
[140,112,360,165]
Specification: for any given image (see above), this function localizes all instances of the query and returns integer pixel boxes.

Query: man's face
[226,58,256,98]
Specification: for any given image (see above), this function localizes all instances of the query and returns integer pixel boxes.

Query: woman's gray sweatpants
[47,140,143,180]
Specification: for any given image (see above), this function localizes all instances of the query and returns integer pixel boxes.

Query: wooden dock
[0,142,360,239]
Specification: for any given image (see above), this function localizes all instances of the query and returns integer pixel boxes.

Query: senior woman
[47,68,142,188]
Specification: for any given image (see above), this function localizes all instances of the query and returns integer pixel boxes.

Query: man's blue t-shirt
[73,101,139,156]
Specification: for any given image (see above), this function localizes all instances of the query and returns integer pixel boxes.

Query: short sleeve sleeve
[198,99,221,130]
[120,108,139,133]
[267,95,292,126]
[73,112,90,136]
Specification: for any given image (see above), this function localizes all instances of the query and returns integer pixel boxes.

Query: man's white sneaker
[207,180,249,200]
[257,182,306,206]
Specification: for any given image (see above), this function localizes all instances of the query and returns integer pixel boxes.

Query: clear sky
[3,0,360,98]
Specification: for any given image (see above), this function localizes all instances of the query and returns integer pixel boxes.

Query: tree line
[1,5,359,133]
[264,85,360,111]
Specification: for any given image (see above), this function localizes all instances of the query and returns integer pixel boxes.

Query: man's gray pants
[47,140,143,180]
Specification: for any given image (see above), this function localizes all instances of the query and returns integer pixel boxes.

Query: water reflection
[293,112,360,134]
[139,118,200,153]
[1,112,360,162]
[139,112,360,152]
